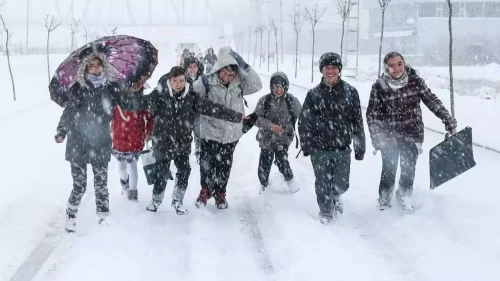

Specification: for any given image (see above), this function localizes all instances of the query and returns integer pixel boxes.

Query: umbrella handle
[116,105,130,122]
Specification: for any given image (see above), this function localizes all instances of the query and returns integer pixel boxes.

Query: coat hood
[270,71,289,93]
[210,47,239,74]
[76,51,119,89]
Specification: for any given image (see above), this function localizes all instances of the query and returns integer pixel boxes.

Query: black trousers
[200,139,238,194]
[379,140,419,201]
[152,155,191,203]
[258,147,293,186]
[67,162,109,217]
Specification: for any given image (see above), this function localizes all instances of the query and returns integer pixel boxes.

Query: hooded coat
[254,72,302,151]
[56,53,135,164]
[193,47,262,144]
[140,73,243,161]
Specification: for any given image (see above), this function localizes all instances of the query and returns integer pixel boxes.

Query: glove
[303,151,310,157]
[229,49,249,71]
[354,148,365,161]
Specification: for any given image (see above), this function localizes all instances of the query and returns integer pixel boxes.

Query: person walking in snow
[366,52,457,212]
[184,55,205,163]
[204,47,217,74]
[55,54,141,232]
[137,66,245,214]
[254,71,302,194]
[194,47,262,209]
[111,86,154,201]
[298,52,366,224]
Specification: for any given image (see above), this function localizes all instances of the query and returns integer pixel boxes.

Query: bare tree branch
[45,14,60,83]
[105,27,118,36]
[0,13,16,101]
[81,26,90,44]
[270,17,279,71]
[305,5,327,83]
[333,0,354,63]
[376,0,392,77]
[256,24,266,69]
[290,9,306,78]
[70,18,79,52]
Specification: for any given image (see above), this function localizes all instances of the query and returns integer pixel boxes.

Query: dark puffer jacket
[298,78,366,159]
[56,81,126,164]
[140,73,243,161]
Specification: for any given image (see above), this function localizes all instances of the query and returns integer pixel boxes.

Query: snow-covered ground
[1,53,499,281]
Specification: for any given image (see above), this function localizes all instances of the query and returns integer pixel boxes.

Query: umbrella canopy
[49,35,158,107]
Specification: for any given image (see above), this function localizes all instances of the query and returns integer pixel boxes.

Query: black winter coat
[56,82,132,164]
[142,74,243,161]
[298,79,366,159]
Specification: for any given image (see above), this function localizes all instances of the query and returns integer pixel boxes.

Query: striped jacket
[366,67,457,149]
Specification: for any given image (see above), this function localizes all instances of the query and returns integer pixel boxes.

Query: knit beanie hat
[319,52,342,72]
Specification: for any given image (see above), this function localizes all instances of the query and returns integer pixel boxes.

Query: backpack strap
[262,94,273,118]
[285,94,299,149]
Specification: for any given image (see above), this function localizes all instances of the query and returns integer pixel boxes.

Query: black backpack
[243,93,299,149]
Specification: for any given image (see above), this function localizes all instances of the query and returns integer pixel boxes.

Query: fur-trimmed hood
[77,51,120,89]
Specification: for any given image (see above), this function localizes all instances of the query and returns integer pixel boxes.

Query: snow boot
[214,192,228,209]
[378,185,394,211]
[286,178,300,194]
[97,213,108,225]
[333,197,343,218]
[195,187,211,208]
[318,211,333,225]
[127,189,138,201]
[65,213,77,233]
[120,177,129,194]
[395,189,413,212]
[172,200,188,215]
[146,200,161,212]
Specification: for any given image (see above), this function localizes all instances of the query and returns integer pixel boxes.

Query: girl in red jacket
[112,103,154,201]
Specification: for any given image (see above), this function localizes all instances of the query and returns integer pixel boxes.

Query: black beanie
[319,52,342,72]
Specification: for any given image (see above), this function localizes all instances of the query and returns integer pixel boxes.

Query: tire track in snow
[342,213,431,281]
[238,200,275,280]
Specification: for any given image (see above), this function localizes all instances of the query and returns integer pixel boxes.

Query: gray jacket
[255,93,302,151]
[193,47,262,144]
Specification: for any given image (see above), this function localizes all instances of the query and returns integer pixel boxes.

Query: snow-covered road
[2,73,499,281]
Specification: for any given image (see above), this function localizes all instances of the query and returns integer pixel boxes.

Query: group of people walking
[55,46,457,232]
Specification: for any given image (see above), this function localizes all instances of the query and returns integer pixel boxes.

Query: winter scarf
[382,67,409,90]
[85,72,107,88]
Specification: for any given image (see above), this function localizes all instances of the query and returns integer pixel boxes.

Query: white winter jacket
[193,47,262,144]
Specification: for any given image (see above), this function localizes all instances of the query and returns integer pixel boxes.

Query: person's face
[188,63,198,76]
[87,58,103,75]
[272,84,285,97]
[321,65,340,84]
[386,56,405,79]
[170,75,186,93]
[218,68,236,84]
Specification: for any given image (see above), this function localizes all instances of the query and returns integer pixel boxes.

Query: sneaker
[195,187,211,208]
[65,214,77,233]
[120,177,129,194]
[286,178,300,194]
[395,189,413,212]
[214,192,228,209]
[172,200,188,215]
[127,189,138,201]
[146,200,161,212]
